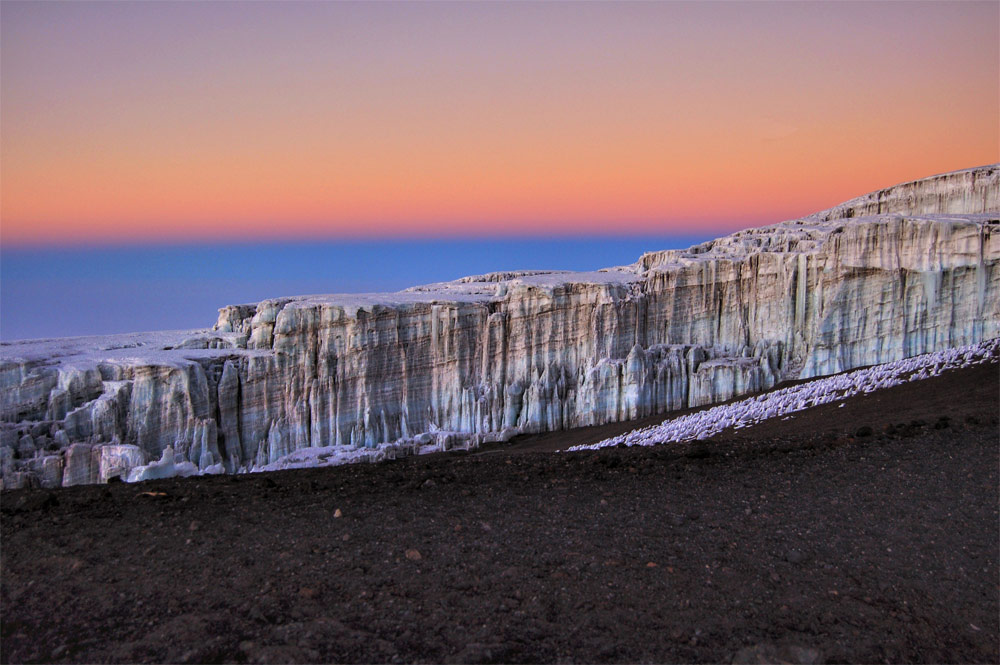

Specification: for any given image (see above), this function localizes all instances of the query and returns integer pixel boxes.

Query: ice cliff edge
[2,164,998,487]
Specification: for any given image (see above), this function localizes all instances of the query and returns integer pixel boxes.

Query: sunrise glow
[2,1,997,246]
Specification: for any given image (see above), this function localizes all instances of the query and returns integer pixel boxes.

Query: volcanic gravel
[2,362,997,664]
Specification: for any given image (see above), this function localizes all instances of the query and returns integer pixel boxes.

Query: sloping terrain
[2,361,996,664]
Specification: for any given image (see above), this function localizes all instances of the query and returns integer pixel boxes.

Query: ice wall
[810,164,999,221]
[2,164,998,487]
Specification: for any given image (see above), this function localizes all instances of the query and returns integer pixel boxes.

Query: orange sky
[2,1,997,246]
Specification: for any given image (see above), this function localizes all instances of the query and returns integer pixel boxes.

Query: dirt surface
[2,362,998,664]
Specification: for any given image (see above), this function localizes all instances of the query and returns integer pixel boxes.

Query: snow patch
[125,447,199,483]
[568,339,999,452]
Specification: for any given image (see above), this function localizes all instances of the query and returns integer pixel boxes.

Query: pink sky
[2,1,997,245]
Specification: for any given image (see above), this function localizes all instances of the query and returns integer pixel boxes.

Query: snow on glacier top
[635,212,998,272]
[0,328,259,366]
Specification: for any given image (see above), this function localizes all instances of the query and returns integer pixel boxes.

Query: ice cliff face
[2,165,998,487]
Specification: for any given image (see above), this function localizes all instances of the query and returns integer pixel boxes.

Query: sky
[0,236,711,339]
[2,0,998,247]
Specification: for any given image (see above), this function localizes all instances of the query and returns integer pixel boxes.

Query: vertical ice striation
[1,164,998,486]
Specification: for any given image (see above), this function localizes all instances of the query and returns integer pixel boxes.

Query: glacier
[1,164,998,488]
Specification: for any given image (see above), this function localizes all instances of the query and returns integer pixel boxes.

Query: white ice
[125,446,200,483]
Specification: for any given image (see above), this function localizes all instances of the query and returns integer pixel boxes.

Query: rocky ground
[2,362,997,664]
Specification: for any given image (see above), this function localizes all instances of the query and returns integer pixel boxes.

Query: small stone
[646,561,658,568]
[405,549,422,561]
[334,508,342,518]
[733,644,822,665]
[189,520,200,531]
[785,549,807,564]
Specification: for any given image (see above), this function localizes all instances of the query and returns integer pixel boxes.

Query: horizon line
[0,225,754,252]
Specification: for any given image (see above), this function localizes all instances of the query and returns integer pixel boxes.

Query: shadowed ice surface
[1,235,711,340]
